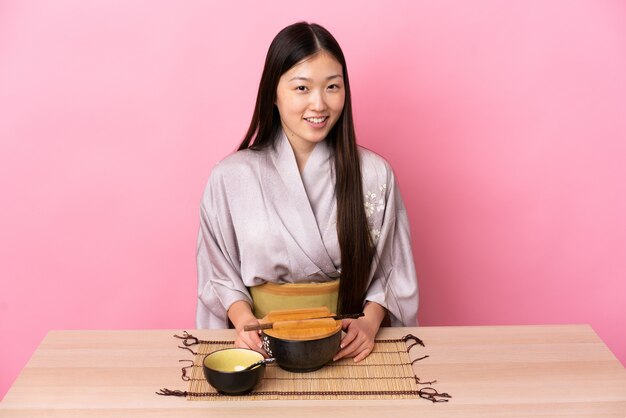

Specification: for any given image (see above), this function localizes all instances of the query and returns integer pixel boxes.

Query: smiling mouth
[304,116,328,124]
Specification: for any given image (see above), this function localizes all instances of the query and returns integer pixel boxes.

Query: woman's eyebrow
[289,74,344,82]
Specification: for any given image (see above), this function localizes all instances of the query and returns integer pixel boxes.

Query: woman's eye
[328,84,340,90]
[296,86,308,92]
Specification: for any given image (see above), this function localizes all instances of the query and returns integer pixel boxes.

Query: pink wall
[1,0,625,399]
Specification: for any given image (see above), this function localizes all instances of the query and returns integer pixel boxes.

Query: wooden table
[1,325,625,417]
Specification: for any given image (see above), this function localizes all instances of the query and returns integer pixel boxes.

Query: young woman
[196,22,418,362]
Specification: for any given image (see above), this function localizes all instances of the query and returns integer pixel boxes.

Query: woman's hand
[234,321,265,355]
[333,301,386,362]
[228,300,267,356]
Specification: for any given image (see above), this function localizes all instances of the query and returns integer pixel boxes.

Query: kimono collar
[270,131,338,277]
[273,130,332,174]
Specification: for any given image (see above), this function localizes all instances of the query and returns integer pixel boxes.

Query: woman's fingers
[339,319,358,347]
[235,328,267,356]
[334,329,367,360]
[333,317,377,361]
[333,341,356,361]
[334,336,372,361]
[352,342,373,363]
[333,320,357,360]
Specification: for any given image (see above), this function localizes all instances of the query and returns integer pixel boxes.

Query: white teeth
[306,117,326,123]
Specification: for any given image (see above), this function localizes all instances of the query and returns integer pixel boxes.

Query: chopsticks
[243,313,364,331]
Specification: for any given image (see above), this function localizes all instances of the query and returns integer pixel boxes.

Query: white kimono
[196,131,418,328]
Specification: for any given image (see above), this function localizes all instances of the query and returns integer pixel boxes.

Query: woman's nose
[309,90,327,111]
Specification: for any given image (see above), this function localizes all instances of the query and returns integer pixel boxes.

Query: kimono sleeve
[363,171,419,326]
[195,169,252,329]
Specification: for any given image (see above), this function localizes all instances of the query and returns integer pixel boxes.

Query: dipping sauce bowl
[202,348,265,395]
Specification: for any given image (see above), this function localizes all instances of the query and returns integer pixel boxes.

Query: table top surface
[1,324,625,418]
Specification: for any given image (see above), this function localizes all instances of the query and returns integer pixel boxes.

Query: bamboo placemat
[157,332,450,402]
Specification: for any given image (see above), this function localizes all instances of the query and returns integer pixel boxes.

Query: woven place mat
[157,331,451,402]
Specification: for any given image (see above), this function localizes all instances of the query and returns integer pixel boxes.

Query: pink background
[1,0,625,399]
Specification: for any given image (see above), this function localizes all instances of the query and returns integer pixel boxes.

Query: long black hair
[239,22,374,315]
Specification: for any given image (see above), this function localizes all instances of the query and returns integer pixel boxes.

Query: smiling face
[275,51,346,156]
